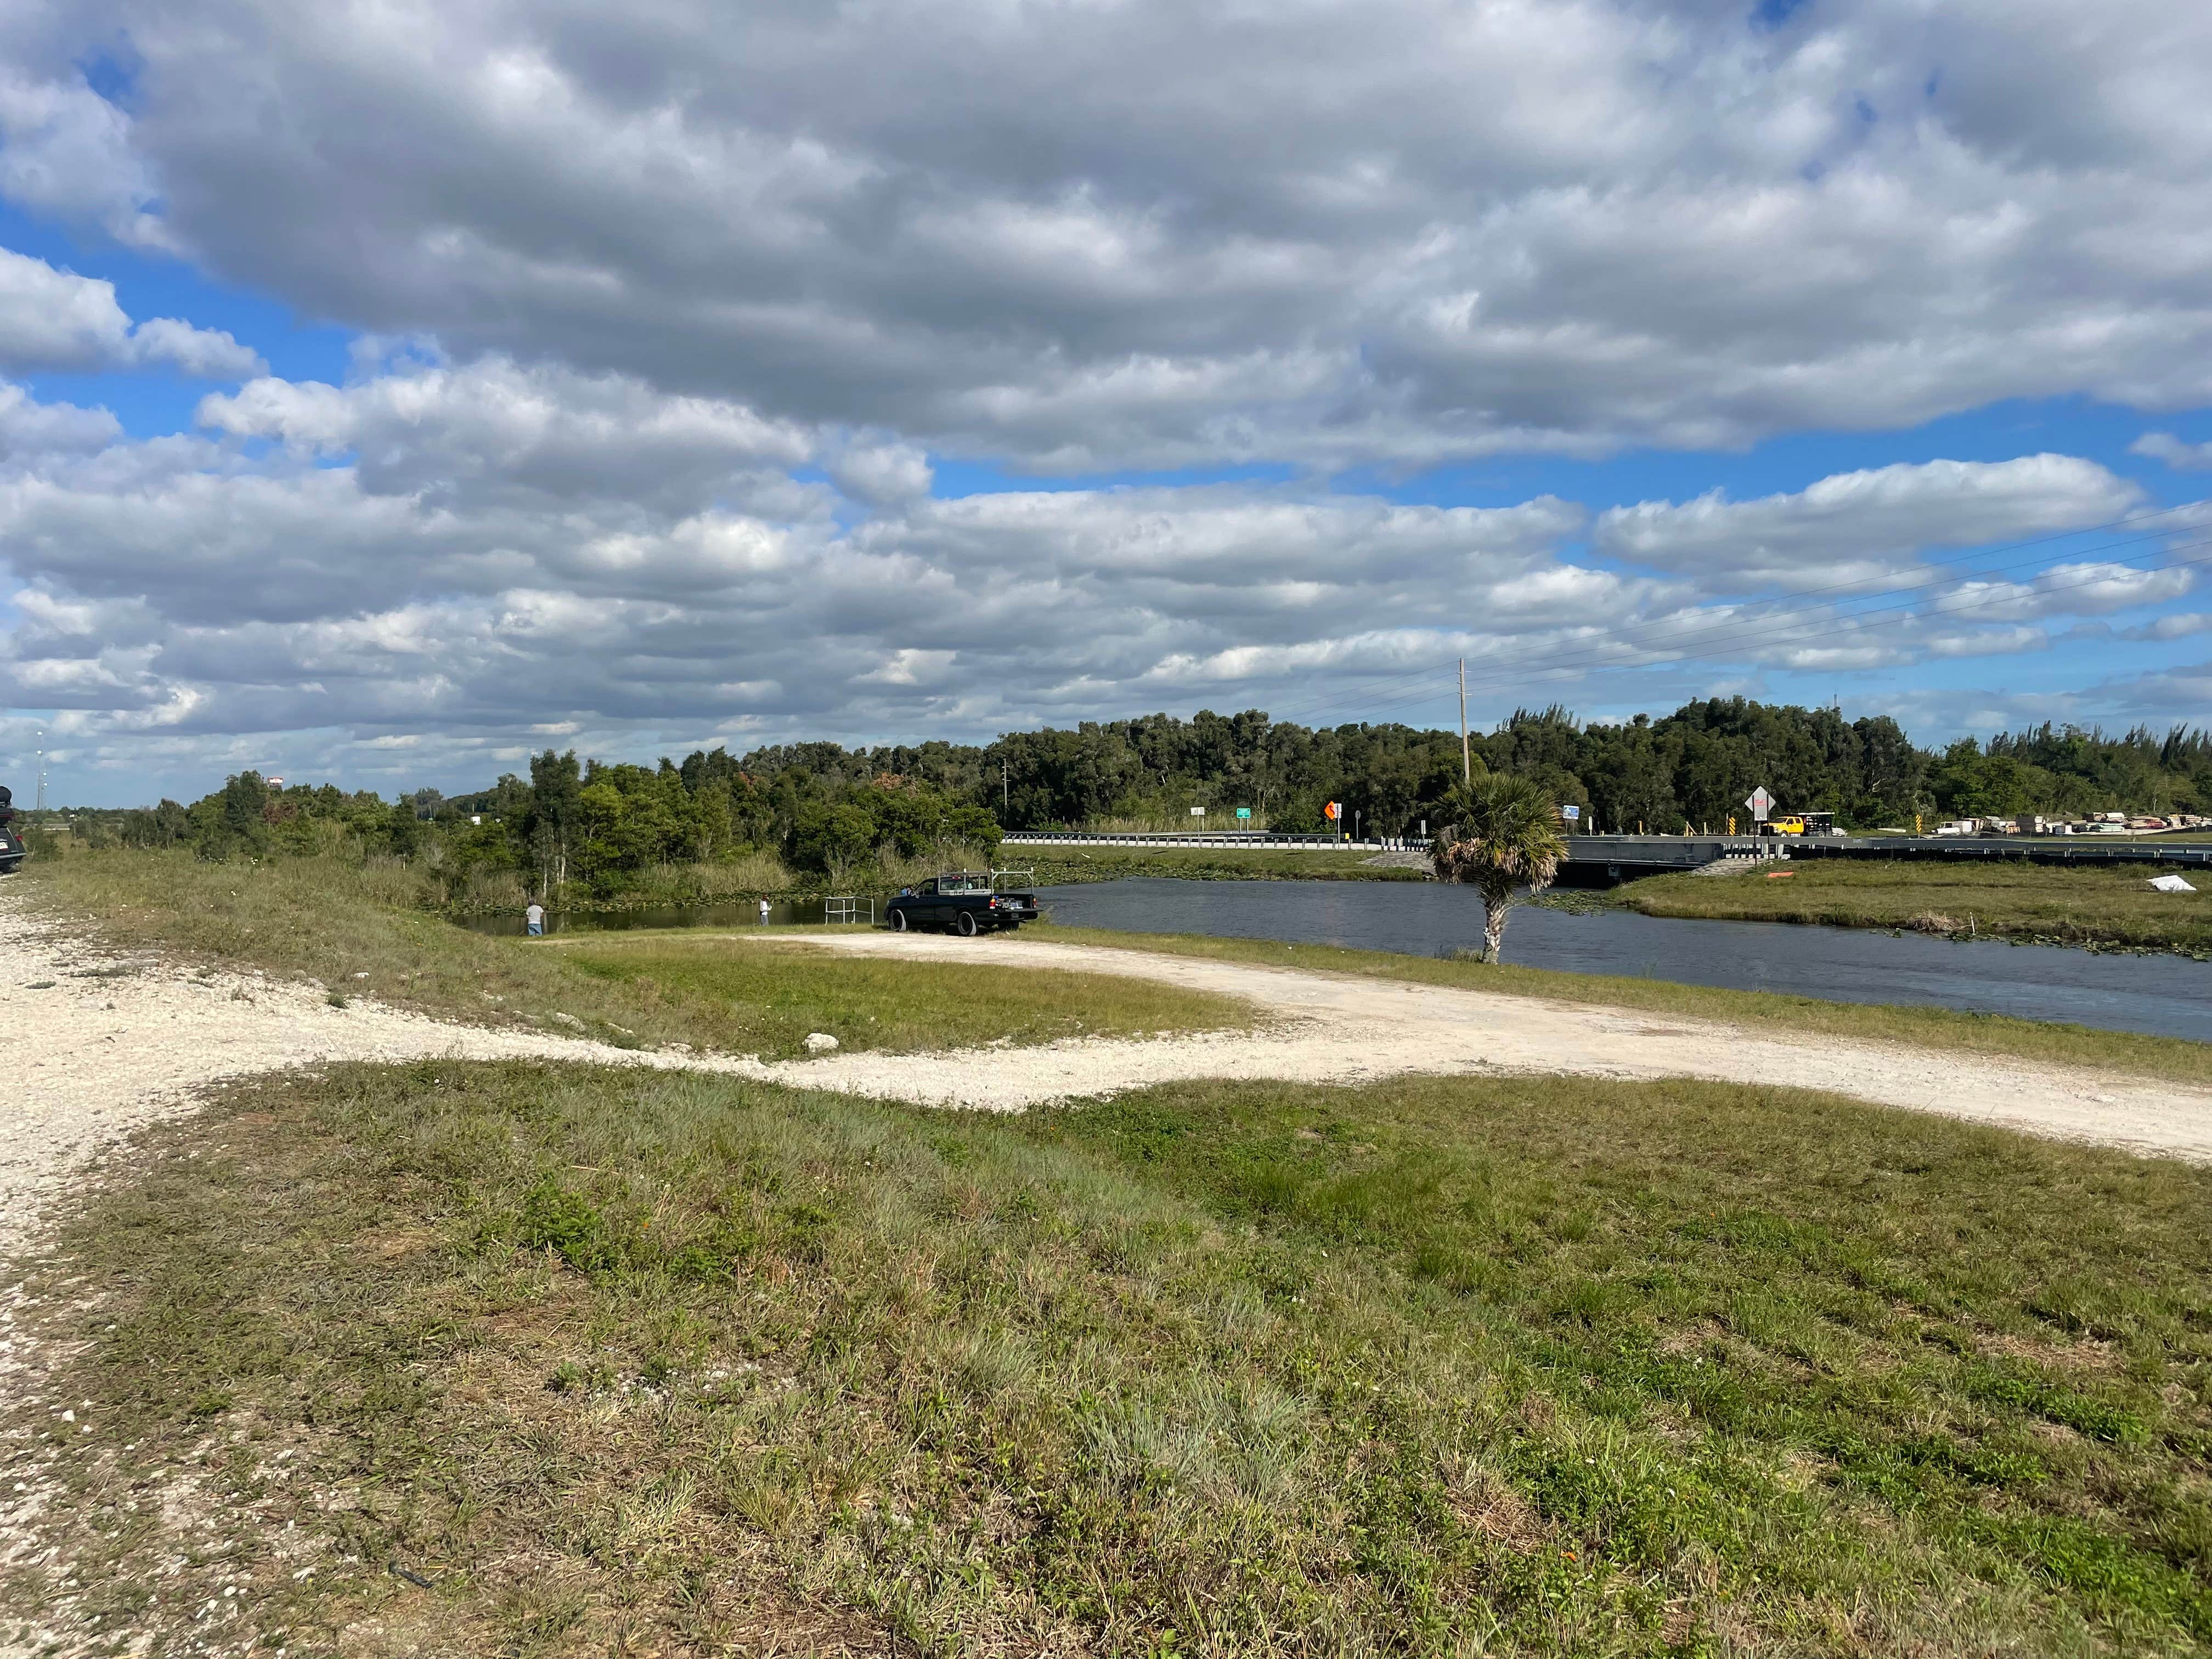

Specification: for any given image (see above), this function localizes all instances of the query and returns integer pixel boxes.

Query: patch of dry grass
[15,852,1250,1058]
[555,933,1254,1059]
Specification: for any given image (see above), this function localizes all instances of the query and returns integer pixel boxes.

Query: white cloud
[829,437,934,507]
[0,245,262,376]
[0,66,172,248]
[10,349,2198,800]
[1594,456,2142,592]
[2132,432,2212,471]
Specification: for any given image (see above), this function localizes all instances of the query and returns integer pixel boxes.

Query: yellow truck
[1758,811,1836,837]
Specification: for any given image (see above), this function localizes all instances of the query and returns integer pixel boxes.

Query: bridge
[997,829,2212,878]
[998,829,1782,875]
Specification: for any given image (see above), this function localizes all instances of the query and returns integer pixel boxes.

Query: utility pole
[1458,659,1470,788]
[35,729,46,812]
[1002,758,1008,814]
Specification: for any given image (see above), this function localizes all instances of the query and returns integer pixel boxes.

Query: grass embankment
[13,1063,2210,1655]
[1624,859,2212,957]
[16,852,1250,1059]
[1031,924,2212,1087]
[1010,844,1427,887]
[555,934,1252,1058]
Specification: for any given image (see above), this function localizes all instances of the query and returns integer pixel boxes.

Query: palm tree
[1432,773,1568,963]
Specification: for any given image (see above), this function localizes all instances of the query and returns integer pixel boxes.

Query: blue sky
[4,0,2211,804]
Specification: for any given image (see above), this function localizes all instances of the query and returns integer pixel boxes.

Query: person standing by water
[525,898,546,937]
[758,896,771,926]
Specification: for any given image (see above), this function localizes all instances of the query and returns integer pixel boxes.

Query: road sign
[1323,801,1340,820]
[1745,787,1772,821]
[1189,806,1205,816]
[1561,804,1580,821]
[1235,807,1252,820]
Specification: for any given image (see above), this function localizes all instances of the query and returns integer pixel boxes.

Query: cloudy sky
[4,0,2211,805]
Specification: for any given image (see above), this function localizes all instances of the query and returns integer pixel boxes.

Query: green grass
[12,1063,2211,1655]
[1028,924,2212,1087]
[1624,858,2212,956]
[15,851,1248,1058]
[552,934,1253,1058]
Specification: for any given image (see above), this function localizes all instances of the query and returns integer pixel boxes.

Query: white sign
[1745,787,1772,820]
[1189,806,1205,816]
[1561,804,1581,821]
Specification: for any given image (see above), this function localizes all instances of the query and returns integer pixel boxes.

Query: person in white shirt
[758,897,771,926]
[525,899,546,937]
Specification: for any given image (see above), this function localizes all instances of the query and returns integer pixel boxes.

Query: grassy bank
[1031,924,2212,1087]
[11,1062,2209,1655]
[1623,858,2212,957]
[555,934,1252,1058]
[14,852,1248,1058]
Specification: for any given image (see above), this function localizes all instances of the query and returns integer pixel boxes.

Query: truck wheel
[890,909,909,932]
[956,911,980,938]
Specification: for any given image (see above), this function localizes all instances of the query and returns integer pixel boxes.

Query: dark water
[1034,878,2212,1042]
[454,877,2212,1042]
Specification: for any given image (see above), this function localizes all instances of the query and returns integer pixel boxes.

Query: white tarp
[2148,873,2197,892]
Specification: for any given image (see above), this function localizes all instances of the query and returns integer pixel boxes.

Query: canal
[457,877,2212,1043]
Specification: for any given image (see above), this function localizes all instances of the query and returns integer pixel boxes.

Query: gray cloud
[4,0,2211,465]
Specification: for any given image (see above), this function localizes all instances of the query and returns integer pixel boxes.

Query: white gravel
[0,890,754,1257]
[7,893,2211,1262]
[759,930,2212,1159]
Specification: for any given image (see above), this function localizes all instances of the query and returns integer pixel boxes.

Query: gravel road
[8,895,2211,1261]
[760,930,2212,1158]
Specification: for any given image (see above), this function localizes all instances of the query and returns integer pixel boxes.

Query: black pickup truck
[0,786,21,876]
[885,872,1039,935]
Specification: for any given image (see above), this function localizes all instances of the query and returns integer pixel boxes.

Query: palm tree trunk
[1482,899,1507,963]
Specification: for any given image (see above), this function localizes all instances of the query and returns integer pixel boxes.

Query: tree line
[88,697,2212,890]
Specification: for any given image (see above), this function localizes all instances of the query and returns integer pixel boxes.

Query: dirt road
[757,930,2212,1158]
[8,899,2211,1260]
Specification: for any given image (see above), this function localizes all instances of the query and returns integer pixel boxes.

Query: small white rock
[803,1032,839,1053]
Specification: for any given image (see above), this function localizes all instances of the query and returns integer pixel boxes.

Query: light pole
[35,729,46,812]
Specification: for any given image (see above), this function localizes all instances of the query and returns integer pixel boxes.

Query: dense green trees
[105,699,2212,888]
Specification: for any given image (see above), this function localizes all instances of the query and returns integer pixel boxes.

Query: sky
[3,0,2212,807]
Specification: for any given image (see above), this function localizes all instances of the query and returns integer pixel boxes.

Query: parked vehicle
[0,785,20,875]
[885,872,1040,936]
[1757,811,1838,836]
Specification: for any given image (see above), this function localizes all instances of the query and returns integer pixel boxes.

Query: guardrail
[1000,831,1401,849]
[823,894,876,924]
